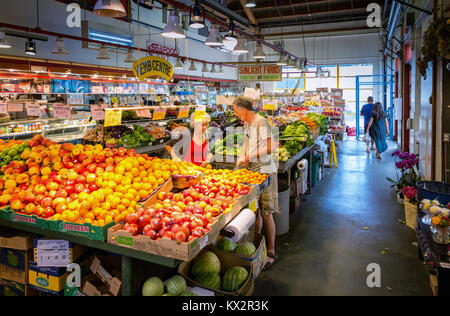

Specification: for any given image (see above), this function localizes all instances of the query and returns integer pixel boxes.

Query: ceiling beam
[254,7,367,23]
[247,0,345,12]
[262,26,375,38]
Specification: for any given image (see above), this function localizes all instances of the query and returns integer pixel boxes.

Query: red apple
[126,213,139,224]
[175,231,187,243]
[150,217,163,231]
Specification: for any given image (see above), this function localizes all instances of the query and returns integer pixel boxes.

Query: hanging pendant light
[252,43,265,59]
[223,20,237,43]
[233,35,248,54]
[162,9,186,39]
[174,57,184,70]
[0,31,11,49]
[276,54,287,66]
[205,24,223,47]
[245,0,256,8]
[201,63,209,73]
[217,65,225,74]
[97,45,111,59]
[25,39,36,56]
[210,64,217,73]
[298,59,305,72]
[94,0,127,18]
[315,66,321,77]
[124,49,136,62]
[188,60,197,71]
[284,56,292,67]
[189,0,205,29]
[52,37,68,54]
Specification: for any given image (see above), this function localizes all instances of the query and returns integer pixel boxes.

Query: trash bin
[417,181,450,205]
[308,152,321,187]
[274,183,290,235]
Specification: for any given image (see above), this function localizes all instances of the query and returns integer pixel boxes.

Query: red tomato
[175,231,187,243]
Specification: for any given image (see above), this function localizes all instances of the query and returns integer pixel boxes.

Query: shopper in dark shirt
[360,96,375,153]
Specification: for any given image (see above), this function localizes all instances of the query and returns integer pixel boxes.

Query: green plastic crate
[64,284,87,296]
[0,207,49,228]
[47,220,116,241]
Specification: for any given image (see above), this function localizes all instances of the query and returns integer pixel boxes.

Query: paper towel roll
[297,159,308,171]
[224,209,255,243]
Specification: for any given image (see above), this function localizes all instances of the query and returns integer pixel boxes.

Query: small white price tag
[36,240,71,267]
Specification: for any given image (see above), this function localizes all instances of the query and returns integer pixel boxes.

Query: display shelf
[134,142,169,154]
[0,217,180,268]
[0,123,96,138]
[278,146,312,173]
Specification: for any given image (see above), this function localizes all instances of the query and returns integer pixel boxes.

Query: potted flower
[402,186,418,230]
[387,151,420,204]
[431,209,450,244]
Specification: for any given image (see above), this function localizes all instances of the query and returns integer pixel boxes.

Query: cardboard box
[0,228,34,250]
[214,233,266,279]
[178,247,254,296]
[89,256,121,296]
[28,262,67,295]
[108,216,224,261]
[0,278,25,296]
[143,178,174,208]
[171,173,202,189]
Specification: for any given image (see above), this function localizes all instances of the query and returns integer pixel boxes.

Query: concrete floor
[254,139,432,296]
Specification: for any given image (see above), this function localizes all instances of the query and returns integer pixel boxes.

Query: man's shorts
[260,173,278,216]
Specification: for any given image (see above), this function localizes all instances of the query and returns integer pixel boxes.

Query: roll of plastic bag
[297,159,308,171]
[224,209,256,243]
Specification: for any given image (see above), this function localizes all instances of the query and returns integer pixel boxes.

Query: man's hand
[236,154,249,168]
[200,160,209,168]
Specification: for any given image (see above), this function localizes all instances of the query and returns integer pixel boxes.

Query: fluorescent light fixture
[252,43,265,59]
[124,49,136,63]
[0,31,11,49]
[52,37,68,54]
[89,30,133,46]
[93,0,127,18]
[189,0,205,29]
[162,9,186,39]
[245,0,256,8]
[97,45,111,59]
[25,39,36,56]
[205,24,223,47]
[233,35,248,54]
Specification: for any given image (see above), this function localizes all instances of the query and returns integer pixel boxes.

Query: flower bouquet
[431,211,450,244]
[387,151,420,203]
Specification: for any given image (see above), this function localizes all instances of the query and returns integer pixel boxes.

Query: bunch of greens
[279,121,311,156]
[117,124,155,147]
[212,133,244,156]
[306,113,328,135]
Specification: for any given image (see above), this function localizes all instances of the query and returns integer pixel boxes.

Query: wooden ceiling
[225,0,386,28]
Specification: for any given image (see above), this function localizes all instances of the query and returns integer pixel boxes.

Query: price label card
[26,103,42,117]
[0,103,8,114]
[53,104,72,119]
[7,103,23,112]
[244,88,260,100]
[177,106,190,119]
[36,240,71,267]
[91,104,106,121]
[136,109,152,118]
[104,109,122,127]
[152,108,166,120]
[262,99,276,111]
[194,106,206,122]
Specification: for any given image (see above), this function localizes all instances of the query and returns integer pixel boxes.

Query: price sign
[194,106,206,122]
[104,109,122,127]
[152,108,166,120]
[262,99,277,111]
[177,106,190,119]
[91,105,106,121]
[0,103,7,114]
[7,103,23,112]
[136,109,152,118]
[36,240,71,267]
[26,103,42,117]
[244,88,260,100]
[53,104,72,119]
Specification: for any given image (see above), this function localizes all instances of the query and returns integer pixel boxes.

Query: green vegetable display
[279,121,311,157]
[117,124,155,147]
[212,133,244,157]
[306,113,327,135]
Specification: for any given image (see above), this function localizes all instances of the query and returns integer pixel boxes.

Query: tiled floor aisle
[254,139,432,296]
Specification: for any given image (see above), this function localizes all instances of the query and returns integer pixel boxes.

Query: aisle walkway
[254,139,432,296]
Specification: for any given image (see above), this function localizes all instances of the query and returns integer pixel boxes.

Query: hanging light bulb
[223,20,237,43]
[52,37,68,54]
[210,64,217,73]
[217,65,225,74]
[276,54,287,66]
[245,0,256,8]
[92,72,99,79]
[188,60,197,71]
[252,43,265,59]
[162,9,186,39]
[205,24,223,47]
[0,31,11,49]
[189,0,205,29]
[93,0,127,18]
[25,39,36,56]
[201,63,209,73]
[124,49,136,63]
[97,45,111,59]
[233,35,248,54]
[174,57,184,70]
[298,59,306,72]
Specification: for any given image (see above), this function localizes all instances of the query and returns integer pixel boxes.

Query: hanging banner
[237,64,282,81]
[132,56,173,81]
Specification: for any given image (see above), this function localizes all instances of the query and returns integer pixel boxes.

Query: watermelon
[222,266,249,292]
[192,251,221,276]
[216,237,237,252]
[194,273,221,290]
[235,241,256,256]
[142,277,164,296]
[166,275,187,296]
